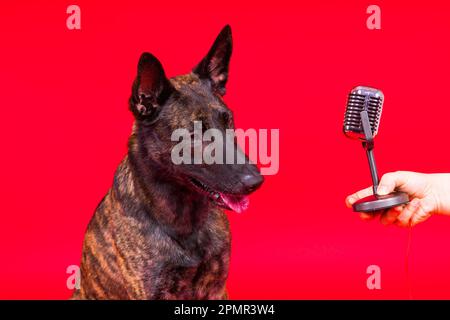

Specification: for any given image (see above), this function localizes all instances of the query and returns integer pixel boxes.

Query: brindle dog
[72,25,264,300]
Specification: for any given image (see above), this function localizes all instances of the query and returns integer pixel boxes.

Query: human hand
[346,171,450,227]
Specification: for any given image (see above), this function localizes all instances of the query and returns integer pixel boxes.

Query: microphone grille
[343,86,384,140]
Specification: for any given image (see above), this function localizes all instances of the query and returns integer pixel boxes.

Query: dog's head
[129,25,263,213]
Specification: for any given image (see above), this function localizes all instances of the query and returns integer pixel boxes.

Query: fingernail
[377,186,388,195]
[347,196,355,205]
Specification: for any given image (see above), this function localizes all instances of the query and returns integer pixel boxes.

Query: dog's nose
[241,173,264,194]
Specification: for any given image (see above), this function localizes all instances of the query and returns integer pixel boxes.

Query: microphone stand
[351,106,409,213]
[360,110,379,195]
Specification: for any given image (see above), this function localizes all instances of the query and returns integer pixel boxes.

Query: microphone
[344,86,383,140]
[343,86,409,213]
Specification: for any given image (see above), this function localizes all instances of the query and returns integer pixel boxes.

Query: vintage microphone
[343,86,409,213]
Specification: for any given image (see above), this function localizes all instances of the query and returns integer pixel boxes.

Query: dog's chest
[159,248,230,299]
[148,216,231,299]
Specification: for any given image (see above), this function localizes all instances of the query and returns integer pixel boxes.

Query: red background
[1,0,450,299]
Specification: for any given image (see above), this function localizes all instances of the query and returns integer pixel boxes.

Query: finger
[395,198,419,227]
[360,212,377,220]
[346,186,373,208]
[380,208,401,225]
[377,171,410,195]
[411,199,432,226]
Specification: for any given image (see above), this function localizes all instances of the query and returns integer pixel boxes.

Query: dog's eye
[220,111,232,127]
[222,112,229,122]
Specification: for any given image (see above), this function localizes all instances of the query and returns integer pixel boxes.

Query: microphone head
[343,86,384,140]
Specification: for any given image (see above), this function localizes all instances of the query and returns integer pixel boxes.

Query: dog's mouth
[188,177,249,213]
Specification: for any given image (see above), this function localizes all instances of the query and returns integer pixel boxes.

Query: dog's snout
[241,173,264,194]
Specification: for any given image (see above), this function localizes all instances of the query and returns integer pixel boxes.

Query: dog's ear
[193,25,233,96]
[130,52,174,119]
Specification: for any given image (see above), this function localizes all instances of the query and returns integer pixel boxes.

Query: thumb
[376,171,410,196]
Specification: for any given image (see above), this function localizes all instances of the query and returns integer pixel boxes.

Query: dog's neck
[113,134,212,238]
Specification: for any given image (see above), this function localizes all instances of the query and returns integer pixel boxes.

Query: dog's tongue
[219,193,249,213]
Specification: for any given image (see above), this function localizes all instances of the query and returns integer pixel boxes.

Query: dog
[72,25,264,300]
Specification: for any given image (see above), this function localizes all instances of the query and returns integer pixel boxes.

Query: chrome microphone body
[343,86,384,140]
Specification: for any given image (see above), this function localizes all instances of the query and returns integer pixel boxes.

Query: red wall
[1,0,450,299]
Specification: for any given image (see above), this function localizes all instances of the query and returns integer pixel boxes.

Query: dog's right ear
[130,52,174,120]
[193,25,233,96]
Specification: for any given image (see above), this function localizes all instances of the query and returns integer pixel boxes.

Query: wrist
[431,174,450,216]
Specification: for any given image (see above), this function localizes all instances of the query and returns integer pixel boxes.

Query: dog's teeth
[214,193,220,199]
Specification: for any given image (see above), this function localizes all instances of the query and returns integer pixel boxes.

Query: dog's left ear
[193,25,233,96]
[131,52,174,120]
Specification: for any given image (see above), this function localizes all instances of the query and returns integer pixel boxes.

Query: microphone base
[353,192,409,213]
